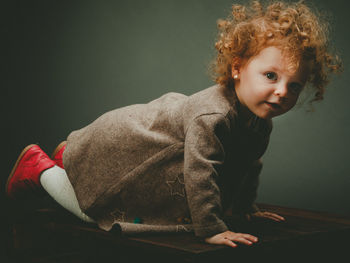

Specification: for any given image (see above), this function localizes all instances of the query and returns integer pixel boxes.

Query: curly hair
[210,0,342,103]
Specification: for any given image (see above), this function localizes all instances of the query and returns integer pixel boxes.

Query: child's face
[233,46,310,119]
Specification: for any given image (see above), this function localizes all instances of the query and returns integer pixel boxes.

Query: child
[6,0,341,248]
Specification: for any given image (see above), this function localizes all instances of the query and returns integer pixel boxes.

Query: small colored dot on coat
[176,217,192,224]
[133,217,143,224]
[183,217,192,224]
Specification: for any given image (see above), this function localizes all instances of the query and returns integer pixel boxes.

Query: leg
[40,166,95,223]
[6,144,95,224]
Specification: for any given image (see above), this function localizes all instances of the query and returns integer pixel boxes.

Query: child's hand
[246,211,285,222]
[204,230,258,248]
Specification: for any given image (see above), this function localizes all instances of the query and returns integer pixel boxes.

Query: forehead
[249,46,288,69]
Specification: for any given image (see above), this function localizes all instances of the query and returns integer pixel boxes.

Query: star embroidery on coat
[111,209,126,222]
[166,175,186,197]
[176,225,192,233]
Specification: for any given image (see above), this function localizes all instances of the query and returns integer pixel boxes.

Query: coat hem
[193,221,228,237]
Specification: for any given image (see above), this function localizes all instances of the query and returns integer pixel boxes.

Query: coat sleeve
[232,159,263,214]
[183,113,231,237]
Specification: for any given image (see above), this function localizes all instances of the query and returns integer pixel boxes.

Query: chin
[256,109,286,119]
[254,111,273,120]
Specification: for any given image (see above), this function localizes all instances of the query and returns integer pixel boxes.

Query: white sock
[40,165,95,223]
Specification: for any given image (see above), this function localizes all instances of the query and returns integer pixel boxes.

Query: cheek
[253,84,272,102]
[240,74,258,94]
[240,69,254,87]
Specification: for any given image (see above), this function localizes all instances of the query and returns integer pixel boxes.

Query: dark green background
[3,0,349,216]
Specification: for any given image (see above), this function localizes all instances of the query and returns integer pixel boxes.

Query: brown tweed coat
[62,84,272,237]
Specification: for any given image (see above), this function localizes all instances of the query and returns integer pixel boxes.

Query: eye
[289,82,303,95]
[265,72,278,81]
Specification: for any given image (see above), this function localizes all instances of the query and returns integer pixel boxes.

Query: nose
[274,82,289,98]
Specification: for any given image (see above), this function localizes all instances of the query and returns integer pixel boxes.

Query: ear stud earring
[233,75,238,79]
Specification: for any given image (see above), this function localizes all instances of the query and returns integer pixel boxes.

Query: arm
[233,159,285,222]
[183,113,229,237]
[183,113,260,246]
[232,159,263,214]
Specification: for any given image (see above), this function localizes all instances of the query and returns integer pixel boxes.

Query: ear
[231,57,241,80]
[231,68,240,80]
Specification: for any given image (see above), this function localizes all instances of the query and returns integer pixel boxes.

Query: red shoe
[51,141,66,169]
[6,144,56,199]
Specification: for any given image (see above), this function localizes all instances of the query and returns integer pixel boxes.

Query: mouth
[265,102,282,110]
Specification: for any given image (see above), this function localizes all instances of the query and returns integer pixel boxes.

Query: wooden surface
[5,199,350,262]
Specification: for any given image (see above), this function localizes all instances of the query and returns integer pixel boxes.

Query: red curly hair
[210,0,342,103]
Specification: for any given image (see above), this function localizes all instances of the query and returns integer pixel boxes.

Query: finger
[264,215,282,221]
[241,234,259,242]
[233,237,254,246]
[259,212,282,221]
[222,238,237,248]
[265,213,285,221]
[265,212,285,220]
[274,214,286,221]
